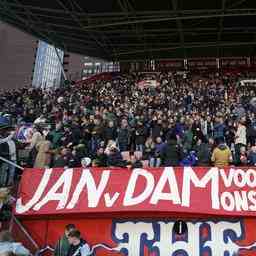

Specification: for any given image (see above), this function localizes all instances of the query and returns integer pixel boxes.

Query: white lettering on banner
[219,168,235,187]
[221,192,235,211]
[123,169,154,206]
[150,167,181,205]
[34,168,73,211]
[233,169,247,187]
[153,222,200,255]
[114,222,154,256]
[104,192,120,208]
[112,220,256,256]
[16,168,53,214]
[181,167,220,209]
[15,167,256,214]
[67,169,110,208]
[248,191,256,211]
[247,169,256,187]
[220,168,256,188]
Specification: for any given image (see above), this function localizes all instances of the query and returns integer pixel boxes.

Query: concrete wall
[65,52,84,81]
[0,22,37,90]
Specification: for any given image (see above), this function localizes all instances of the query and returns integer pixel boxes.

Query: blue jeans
[136,144,144,152]
[149,158,161,167]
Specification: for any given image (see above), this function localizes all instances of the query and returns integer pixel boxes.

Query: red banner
[15,167,256,217]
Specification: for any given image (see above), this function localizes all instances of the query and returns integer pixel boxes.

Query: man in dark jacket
[161,137,181,166]
[194,138,211,166]
[107,147,124,167]
[117,119,130,152]
[67,230,90,256]
[94,148,108,167]
[54,224,76,256]
[103,121,117,145]
[135,121,147,152]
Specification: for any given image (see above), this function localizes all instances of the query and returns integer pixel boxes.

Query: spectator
[235,118,247,164]
[106,144,124,167]
[26,125,43,167]
[67,230,90,256]
[135,121,147,152]
[144,137,156,167]
[94,148,107,167]
[161,137,181,166]
[103,121,117,145]
[0,231,29,256]
[53,148,78,168]
[34,134,52,168]
[248,146,256,165]
[239,146,248,166]
[211,137,232,168]
[117,119,130,152]
[194,138,211,166]
[54,224,76,256]
[1,71,256,169]
[152,137,165,167]
[0,118,16,186]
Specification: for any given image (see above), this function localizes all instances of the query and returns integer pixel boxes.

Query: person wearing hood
[211,137,232,168]
[0,230,30,256]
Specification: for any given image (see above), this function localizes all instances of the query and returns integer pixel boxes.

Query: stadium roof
[1,0,256,61]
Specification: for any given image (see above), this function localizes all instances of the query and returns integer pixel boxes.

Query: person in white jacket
[0,231,30,256]
[235,118,247,164]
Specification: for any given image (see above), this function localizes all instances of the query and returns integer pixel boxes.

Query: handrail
[0,156,24,170]
[12,216,39,250]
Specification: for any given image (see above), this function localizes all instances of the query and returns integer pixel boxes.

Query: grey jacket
[0,242,30,255]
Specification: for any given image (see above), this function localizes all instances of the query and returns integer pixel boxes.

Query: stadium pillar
[54,46,67,81]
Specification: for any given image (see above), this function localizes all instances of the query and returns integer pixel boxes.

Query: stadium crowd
[0,71,256,187]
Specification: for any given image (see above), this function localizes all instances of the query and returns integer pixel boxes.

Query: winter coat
[161,140,181,166]
[34,140,52,168]
[117,128,130,146]
[211,144,232,168]
[135,126,147,145]
[107,150,124,167]
[54,235,70,256]
[103,127,117,142]
[194,143,211,166]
